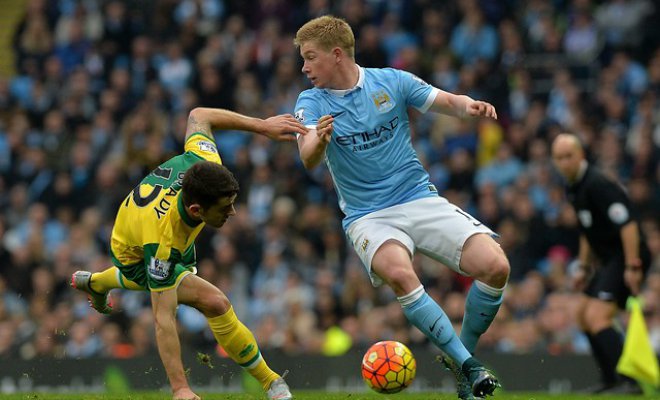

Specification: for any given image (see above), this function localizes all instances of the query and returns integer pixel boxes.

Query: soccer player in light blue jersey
[293,16,509,400]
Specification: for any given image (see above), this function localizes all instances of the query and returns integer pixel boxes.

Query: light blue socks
[399,285,471,366]
[460,281,504,354]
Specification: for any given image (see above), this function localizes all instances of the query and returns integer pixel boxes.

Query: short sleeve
[184,133,222,164]
[396,69,438,113]
[294,90,323,132]
[590,178,632,228]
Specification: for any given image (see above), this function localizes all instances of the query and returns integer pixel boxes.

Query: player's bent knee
[474,255,510,288]
[585,315,614,334]
[381,266,419,295]
[197,291,231,317]
[583,300,617,333]
[492,256,510,282]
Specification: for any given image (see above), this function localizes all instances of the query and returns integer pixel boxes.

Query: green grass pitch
[0,393,647,400]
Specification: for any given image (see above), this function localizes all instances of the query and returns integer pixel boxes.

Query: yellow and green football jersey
[110,132,222,291]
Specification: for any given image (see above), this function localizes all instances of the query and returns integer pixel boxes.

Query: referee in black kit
[551,133,650,394]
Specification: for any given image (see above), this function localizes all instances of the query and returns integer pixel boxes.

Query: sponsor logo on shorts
[597,291,614,301]
[148,257,171,281]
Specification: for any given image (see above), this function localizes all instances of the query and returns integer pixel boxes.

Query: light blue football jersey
[295,67,440,230]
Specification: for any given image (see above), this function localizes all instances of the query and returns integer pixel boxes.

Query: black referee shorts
[585,257,629,309]
[585,250,650,309]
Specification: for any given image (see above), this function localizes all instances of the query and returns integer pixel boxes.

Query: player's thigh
[177,274,230,317]
[371,240,420,295]
[574,293,590,330]
[582,297,618,333]
[406,197,496,275]
[346,207,415,288]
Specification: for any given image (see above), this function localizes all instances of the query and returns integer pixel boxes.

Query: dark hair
[182,161,239,210]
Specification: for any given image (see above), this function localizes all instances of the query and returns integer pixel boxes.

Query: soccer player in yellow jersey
[71,107,307,400]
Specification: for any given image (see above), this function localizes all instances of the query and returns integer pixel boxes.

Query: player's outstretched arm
[185,107,307,142]
[429,90,497,120]
[298,114,333,169]
[151,289,199,400]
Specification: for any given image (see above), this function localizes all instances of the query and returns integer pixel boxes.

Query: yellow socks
[90,267,143,292]
[207,306,279,390]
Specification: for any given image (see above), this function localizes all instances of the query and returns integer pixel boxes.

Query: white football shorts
[346,196,496,286]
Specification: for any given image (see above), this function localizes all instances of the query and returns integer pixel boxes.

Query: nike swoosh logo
[330,111,345,118]
[429,316,442,332]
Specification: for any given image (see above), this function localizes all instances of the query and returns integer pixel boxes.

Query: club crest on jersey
[197,140,218,154]
[371,90,395,113]
[148,257,171,280]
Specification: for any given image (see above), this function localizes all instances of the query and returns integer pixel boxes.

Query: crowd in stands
[0,0,659,362]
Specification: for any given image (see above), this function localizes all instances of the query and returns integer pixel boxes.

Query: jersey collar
[177,194,203,228]
[324,64,364,97]
[574,160,588,183]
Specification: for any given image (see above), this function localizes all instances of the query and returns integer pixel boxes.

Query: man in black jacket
[552,133,650,394]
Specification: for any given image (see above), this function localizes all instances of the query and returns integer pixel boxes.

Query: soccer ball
[361,340,416,394]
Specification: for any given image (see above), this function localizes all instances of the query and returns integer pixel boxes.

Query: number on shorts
[455,208,483,226]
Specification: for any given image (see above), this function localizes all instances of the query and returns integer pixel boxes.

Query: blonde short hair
[294,15,355,58]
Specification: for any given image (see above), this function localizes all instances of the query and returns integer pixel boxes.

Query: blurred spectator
[64,320,100,358]
[450,3,498,65]
[355,24,388,68]
[157,42,193,105]
[14,12,53,68]
[379,12,418,65]
[475,142,523,191]
[54,18,92,75]
[537,292,589,354]
[563,9,601,64]
[594,0,654,50]
[250,244,290,322]
[174,0,224,34]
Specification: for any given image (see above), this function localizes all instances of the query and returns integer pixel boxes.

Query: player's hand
[173,388,201,400]
[261,114,308,141]
[571,266,592,292]
[624,268,643,296]
[316,114,334,144]
[466,100,497,120]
